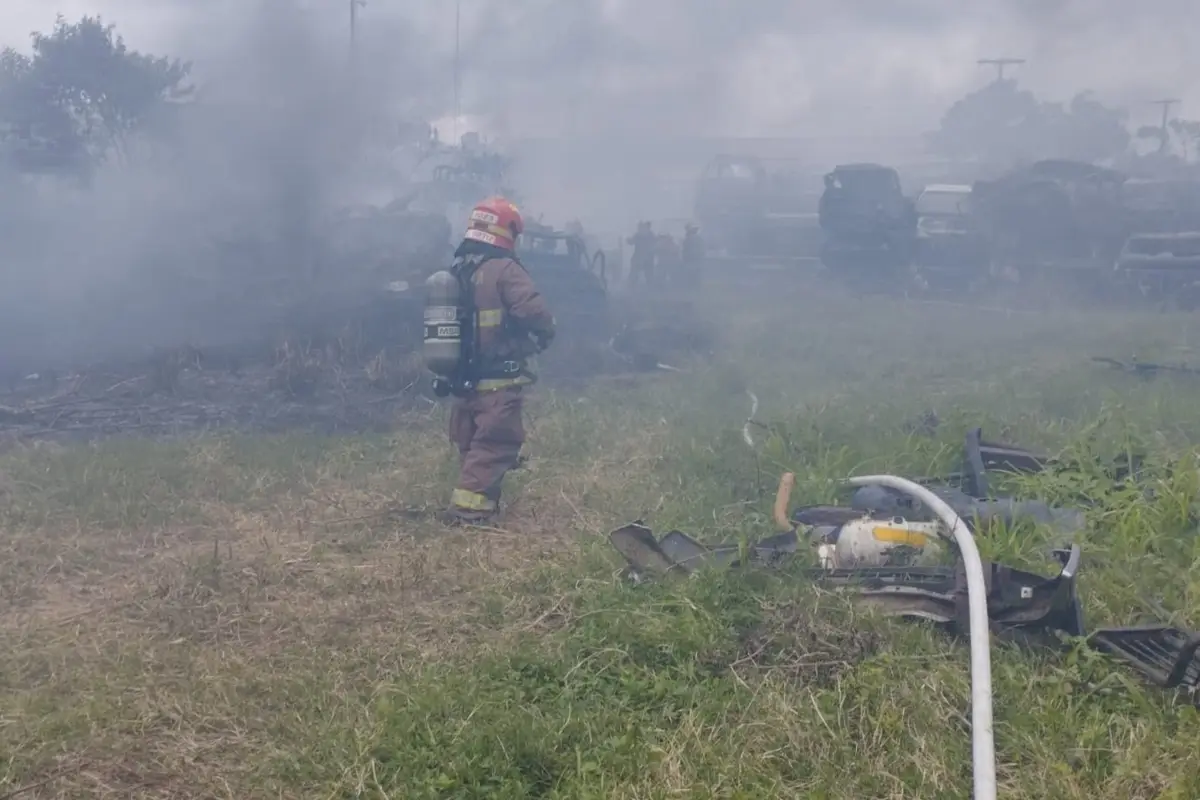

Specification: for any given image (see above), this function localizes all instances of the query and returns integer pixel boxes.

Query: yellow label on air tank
[871,527,929,547]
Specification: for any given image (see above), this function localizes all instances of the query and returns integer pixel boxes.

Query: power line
[453,0,461,144]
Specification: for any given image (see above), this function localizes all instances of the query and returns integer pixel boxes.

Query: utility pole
[350,0,367,57]
[1150,98,1180,153]
[976,58,1025,82]
[453,0,461,146]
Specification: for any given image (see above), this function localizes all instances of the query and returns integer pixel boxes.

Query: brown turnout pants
[628,254,654,286]
[448,387,525,513]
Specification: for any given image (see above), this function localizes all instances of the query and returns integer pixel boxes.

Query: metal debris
[610,519,1200,703]
[610,424,1200,703]
[1092,356,1200,378]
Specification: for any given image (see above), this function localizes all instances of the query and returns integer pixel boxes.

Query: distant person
[627,221,656,287]
[654,233,682,286]
[442,196,556,525]
[682,223,705,274]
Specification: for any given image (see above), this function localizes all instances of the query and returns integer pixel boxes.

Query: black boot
[438,506,496,526]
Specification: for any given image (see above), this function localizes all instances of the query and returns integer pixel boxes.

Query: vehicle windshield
[832,168,898,195]
[917,190,969,216]
[705,160,759,180]
[523,236,564,254]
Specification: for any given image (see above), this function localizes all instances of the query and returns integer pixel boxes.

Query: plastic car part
[609,519,1200,703]
[610,521,1085,640]
[1087,626,1200,694]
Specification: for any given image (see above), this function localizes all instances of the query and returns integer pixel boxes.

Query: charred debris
[0,249,709,447]
[610,427,1200,704]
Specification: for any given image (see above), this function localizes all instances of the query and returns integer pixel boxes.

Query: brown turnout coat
[466,254,556,384]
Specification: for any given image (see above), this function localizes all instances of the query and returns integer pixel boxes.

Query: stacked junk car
[843,158,1200,303]
[693,154,822,274]
[689,149,1200,307]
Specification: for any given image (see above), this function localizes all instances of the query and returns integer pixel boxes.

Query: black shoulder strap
[451,253,484,287]
[503,252,530,274]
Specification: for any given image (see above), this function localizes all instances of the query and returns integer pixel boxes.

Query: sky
[2,0,1196,139]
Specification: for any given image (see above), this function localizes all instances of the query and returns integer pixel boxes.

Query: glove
[534,328,555,352]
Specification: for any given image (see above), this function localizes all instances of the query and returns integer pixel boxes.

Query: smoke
[0,1,432,373]
[435,0,1198,136]
[5,1,1195,135]
[0,0,1194,370]
[435,0,1198,230]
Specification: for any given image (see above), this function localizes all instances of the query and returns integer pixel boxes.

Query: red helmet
[463,196,524,251]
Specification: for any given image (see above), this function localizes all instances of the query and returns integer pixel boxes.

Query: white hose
[847,474,997,800]
[742,390,759,448]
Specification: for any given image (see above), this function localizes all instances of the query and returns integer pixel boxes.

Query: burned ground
[4,280,1200,798]
[0,344,429,446]
[0,294,704,449]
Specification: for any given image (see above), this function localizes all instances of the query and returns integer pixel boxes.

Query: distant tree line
[928,77,1199,171]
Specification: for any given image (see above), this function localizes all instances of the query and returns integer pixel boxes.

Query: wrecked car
[1113,231,1200,310]
[911,183,990,294]
[817,163,917,282]
[516,225,610,344]
[693,154,821,265]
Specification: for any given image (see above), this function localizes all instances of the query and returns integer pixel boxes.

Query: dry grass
[0,388,668,797]
[5,280,1200,797]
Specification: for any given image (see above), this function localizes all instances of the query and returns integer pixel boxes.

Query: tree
[0,44,90,173]
[1135,117,1200,162]
[1169,119,1200,161]
[1056,91,1131,163]
[0,15,191,174]
[928,79,1041,163]
[928,78,1132,167]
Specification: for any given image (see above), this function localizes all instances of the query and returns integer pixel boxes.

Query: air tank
[817,517,942,569]
[423,270,462,378]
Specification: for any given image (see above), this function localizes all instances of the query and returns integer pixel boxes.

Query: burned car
[911,183,990,292]
[1114,231,1200,309]
[1120,177,1200,235]
[693,154,820,264]
[969,159,1127,299]
[818,163,917,281]
[515,225,610,343]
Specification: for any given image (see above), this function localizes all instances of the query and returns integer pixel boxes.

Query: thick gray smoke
[6,1,1196,135]
[449,0,1200,229]
[0,1,431,373]
[447,0,1199,134]
[0,0,1194,370]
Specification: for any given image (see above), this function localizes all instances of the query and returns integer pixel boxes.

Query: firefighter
[682,223,705,273]
[626,221,656,286]
[434,196,556,524]
[654,232,682,285]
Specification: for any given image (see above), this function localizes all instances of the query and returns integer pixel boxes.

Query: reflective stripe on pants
[450,488,497,512]
[476,375,531,391]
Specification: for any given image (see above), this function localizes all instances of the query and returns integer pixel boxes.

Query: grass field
[5,280,1200,798]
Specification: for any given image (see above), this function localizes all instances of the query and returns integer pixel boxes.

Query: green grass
[5,281,1200,797]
